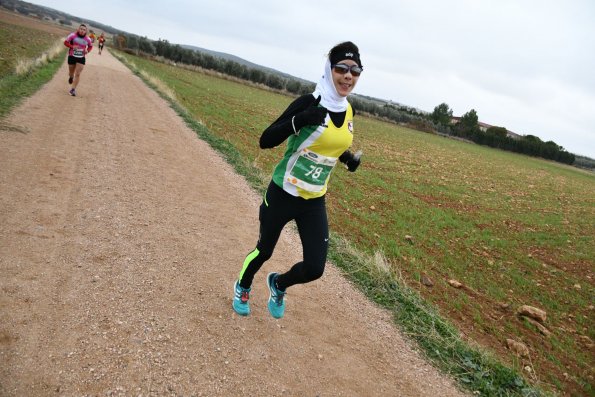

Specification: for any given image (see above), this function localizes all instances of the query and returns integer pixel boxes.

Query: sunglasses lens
[333,64,362,76]
[333,64,349,74]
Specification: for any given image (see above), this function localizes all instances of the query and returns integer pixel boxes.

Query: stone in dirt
[516,305,547,323]
[522,316,552,337]
[421,273,434,287]
[448,279,462,288]
[578,335,594,348]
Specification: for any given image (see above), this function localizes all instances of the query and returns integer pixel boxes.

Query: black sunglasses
[332,63,363,76]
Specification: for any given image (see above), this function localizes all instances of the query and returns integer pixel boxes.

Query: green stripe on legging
[239,248,260,281]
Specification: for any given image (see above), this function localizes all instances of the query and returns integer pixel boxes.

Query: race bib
[73,48,84,58]
[287,149,337,192]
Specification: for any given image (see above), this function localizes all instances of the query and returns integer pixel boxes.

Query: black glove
[339,150,362,172]
[293,95,327,130]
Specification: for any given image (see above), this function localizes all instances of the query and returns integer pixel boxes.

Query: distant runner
[97,33,106,55]
[232,41,364,318]
[64,24,93,96]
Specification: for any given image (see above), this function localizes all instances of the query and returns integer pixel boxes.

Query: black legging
[238,181,328,291]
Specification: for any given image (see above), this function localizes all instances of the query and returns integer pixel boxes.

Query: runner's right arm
[63,32,76,49]
[259,94,318,149]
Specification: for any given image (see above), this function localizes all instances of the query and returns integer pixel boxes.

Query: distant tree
[523,134,542,143]
[223,60,243,77]
[169,45,184,62]
[560,151,575,164]
[126,35,139,53]
[541,140,560,159]
[266,74,285,90]
[190,51,204,67]
[154,39,171,57]
[138,36,155,55]
[201,54,220,70]
[486,126,508,138]
[248,69,265,84]
[431,103,453,127]
[298,82,315,95]
[460,109,478,129]
[455,109,480,138]
[239,65,250,80]
[286,80,302,94]
[162,43,175,60]
[180,49,198,65]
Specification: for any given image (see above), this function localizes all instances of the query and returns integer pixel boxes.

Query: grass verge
[328,237,546,397]
[0,47,67,119]
[113,50,547,397]
[14,40,65,76]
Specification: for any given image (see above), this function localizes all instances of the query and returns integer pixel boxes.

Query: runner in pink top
[63,24,93,96]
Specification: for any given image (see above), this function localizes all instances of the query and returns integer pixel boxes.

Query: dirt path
[0,49,467,396]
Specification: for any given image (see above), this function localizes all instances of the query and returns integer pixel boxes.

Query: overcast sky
[31,0,595,158]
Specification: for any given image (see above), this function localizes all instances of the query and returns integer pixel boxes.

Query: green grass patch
[0,49,66,119]
[114,50,593,396]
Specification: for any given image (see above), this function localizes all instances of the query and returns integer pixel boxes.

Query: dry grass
[138,69,177,102]
[15,40,64,76]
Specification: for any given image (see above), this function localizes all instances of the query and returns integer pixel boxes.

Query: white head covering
[312,59,348,112]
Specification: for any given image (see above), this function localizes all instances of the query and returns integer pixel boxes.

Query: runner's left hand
[340,150,362,172]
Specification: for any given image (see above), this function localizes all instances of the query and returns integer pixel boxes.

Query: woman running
[232,41,364,318]
[64,24,93,96]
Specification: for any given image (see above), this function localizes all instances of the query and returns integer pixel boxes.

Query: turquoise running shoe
[232,280,251,316]
[266,272,286,319]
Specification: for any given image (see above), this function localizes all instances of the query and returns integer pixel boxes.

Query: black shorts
[99,43,104,49]
[238,181,329,290]
[67,55,86,65]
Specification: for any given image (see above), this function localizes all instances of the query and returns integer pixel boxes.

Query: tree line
[113,33,576,165]
[113,34,317,95]
[430,103,575,164]
[113,34,441,126]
